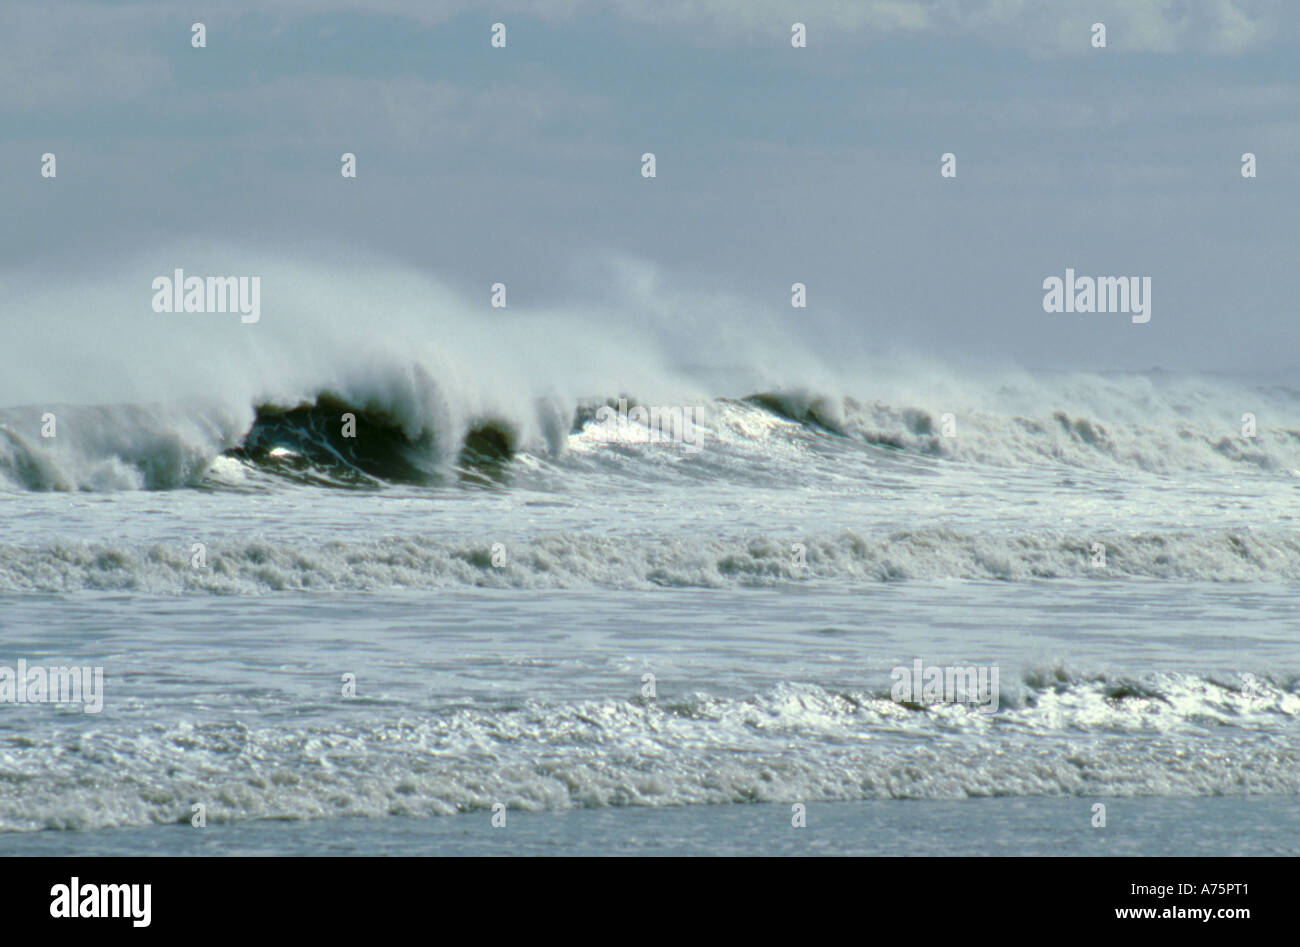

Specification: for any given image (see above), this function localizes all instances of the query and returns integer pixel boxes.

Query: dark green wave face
[229,394,515,487]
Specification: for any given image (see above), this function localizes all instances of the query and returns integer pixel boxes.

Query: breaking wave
[1,369,1299,492]
[3,527,1300,593]
[2,672,1295,833]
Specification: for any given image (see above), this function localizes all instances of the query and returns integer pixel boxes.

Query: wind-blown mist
[1,244,1297,493]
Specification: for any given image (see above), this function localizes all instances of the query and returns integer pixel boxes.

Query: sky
[2,0,1298,383]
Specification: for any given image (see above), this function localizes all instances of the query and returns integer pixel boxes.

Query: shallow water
[2,377,1298,854]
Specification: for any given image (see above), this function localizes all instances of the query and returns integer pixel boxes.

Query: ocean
[1,368,1298,855]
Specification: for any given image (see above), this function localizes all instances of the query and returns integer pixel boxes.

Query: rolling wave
[1,368,1298,492]
[3,527,1299,593]
[229,394,519,486]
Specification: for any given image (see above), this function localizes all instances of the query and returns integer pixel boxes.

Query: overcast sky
[3,0,1298,381]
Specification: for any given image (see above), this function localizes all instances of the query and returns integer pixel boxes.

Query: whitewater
[1,252,1297,854]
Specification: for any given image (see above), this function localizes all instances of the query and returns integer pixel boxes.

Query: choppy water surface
[1,371,1297,853]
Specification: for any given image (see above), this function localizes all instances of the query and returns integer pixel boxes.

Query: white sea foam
[1,675,1294,833]
[1,527,1298,593]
